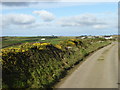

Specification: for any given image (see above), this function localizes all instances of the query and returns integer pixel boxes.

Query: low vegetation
[1,37,111,88]
[1,36,74,48]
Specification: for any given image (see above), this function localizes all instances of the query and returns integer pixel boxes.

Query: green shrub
[1,39,111,88]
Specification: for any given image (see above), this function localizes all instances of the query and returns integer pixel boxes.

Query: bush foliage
[1,38,111,88]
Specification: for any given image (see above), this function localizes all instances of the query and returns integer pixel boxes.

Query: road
[55,42,118,88]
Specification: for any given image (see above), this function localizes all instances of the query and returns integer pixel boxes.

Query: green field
[2,36,75,48]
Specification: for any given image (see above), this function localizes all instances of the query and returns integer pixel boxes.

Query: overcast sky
[0,2,118,36]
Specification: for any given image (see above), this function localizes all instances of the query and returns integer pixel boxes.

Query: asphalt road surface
[56,42,118,88]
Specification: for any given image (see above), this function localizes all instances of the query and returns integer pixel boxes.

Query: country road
[55,42,118,88]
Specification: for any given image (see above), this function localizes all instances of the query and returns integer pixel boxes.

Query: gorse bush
[1,43,64,88]
[1,39,111,88]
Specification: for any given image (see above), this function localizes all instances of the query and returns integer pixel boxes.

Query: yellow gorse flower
[1,42,52,57]
[22,50,25,52]
[70,39,76,41]
[41,43,50,46]
[33,43,50,46]
[33,43,41,46]
[39,48,43,50]
[66,41,75,46]
[55,45,62,49]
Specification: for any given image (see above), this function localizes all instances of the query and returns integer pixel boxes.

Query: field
[1,36,75,48]
[1,36,113,88]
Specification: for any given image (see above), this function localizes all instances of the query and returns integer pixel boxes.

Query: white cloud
[0,15,2,31]
[33,10,55,22]
[1,12,117,31]
[93,24,108,29]
[21,22,54,29]
[57,14,108,29]
[1,13,55,30]
[2,14,36,28]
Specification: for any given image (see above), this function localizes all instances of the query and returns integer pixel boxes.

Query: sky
[0,2,118,36]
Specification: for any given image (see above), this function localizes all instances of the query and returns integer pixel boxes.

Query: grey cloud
[2,2,30,6]
[2,2,39,7]
[1,0,58,2]
[1,0,59,7]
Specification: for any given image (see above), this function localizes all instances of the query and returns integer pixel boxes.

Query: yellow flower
[70,39,75,41]
[55,45,62,49]
[0,53,2,56]
[33,43,41,46]
[67,41,75,45]
[26,49,29,51]
[41,43,50,46]
[22,50,25,52]
[39,48,43,50]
